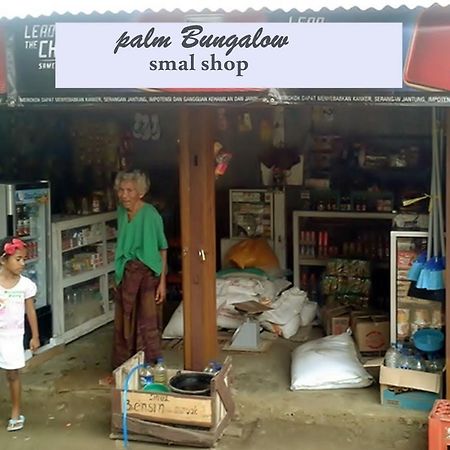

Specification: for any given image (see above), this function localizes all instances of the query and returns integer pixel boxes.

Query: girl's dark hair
[0,236,19,257]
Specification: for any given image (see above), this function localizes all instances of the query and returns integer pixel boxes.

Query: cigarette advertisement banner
[0,26,7,104]
[3,5,450,105]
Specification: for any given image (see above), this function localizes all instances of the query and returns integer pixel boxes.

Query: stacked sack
[162,274,282,339]
[162,274,318,340]
[163,238,318,340]
[215,276,279,329]
[259,287,318,339]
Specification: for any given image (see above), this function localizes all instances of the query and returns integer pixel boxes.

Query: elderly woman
[112,170,168,369]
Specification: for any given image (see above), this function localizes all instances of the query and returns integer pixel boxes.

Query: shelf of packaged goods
[294,211,396,220]
[61,239,103,253]
[62,263,114,288]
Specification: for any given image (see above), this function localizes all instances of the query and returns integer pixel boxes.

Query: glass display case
[389,231,444,344]
[51,212,117,343]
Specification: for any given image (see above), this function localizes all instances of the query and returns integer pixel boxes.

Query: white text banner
[55,23,403,89]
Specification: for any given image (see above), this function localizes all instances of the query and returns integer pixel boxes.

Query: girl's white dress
[0,276,37,370]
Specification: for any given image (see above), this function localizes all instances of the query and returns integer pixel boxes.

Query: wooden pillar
[179,106,218,371]
[446,110,450,398]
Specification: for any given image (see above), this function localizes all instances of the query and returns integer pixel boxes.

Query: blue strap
[122,363,146,449]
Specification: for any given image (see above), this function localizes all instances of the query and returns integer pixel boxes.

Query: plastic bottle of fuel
[139,364,154,390]
[153,357,168,385]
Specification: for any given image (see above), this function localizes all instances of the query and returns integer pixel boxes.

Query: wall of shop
[0,104,433,257]
[0,107,181,235]
[214,105,431,249]
[215,105,431,192]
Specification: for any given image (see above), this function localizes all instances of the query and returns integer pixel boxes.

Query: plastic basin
[413,328,444,353]
[143,383,171,393]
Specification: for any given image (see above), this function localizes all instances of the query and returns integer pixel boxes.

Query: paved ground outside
[0,325,428,450]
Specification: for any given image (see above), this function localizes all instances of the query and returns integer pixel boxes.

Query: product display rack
[229,189,274,240]
[51,212,117,344]
[228,188,287,268]
[389,231,443,345]
[292,210,395,288]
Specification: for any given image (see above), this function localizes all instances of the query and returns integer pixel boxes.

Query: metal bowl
[168,372,214,396]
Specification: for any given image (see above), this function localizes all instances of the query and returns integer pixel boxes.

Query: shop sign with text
[4,5,450,105]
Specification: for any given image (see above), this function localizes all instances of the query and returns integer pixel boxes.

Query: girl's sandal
[7,415,25,432]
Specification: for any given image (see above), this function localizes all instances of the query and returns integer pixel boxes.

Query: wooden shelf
[293,211,395,220]
[298,258,389,269]
[293,209,394,287]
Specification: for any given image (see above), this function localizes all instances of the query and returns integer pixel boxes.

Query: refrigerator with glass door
[0,180,52,345]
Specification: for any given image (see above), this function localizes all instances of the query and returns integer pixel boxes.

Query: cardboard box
[380,385,439,412]
[110,352,235,447]
[352,315,390,352]
[379,365,443,412]
[320,304,351,335]
[379,365,442,394]
[330,315,350,335]
[349,310,372,327]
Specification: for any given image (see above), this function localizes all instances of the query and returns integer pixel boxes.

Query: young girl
[0,237,40,431]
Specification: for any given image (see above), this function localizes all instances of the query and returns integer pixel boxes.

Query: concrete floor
[0,325,429,450]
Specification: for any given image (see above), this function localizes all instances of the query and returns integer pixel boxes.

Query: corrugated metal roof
[2,0,450,20]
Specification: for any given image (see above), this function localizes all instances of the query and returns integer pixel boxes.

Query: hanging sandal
[7,415,25,432]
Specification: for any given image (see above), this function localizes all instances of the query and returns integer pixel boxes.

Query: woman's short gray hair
[114,170,151,196]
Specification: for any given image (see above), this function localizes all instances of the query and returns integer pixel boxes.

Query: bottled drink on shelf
[318,231,328,257]
[153,357,168,385]
[29,213,37,237]
[322,231,329,257]
[16,205,25,236]
[22,206,30,236]
[299,231,306,256]
[310,231,316,257]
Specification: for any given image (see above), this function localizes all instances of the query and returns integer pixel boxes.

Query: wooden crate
[110,354,235,447]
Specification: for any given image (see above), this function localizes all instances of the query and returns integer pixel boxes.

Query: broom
[408,108,445,301]
[405,198,429,282]
[427,117,445,292]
